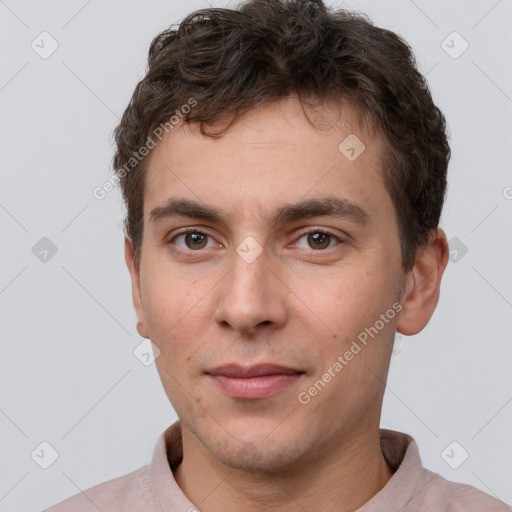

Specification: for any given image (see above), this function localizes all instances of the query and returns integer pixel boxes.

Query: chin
[199,417,311,473]
[215,441,308,473]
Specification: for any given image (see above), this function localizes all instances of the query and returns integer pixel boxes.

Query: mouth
[205,363,305,399]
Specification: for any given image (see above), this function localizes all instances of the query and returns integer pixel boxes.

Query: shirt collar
[357,428,427,511]
[149,420,426,511]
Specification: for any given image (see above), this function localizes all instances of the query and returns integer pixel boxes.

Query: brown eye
[295,230,340,251]
[184,232,208,250]
[307,232,332,250]
[170,230,215,251]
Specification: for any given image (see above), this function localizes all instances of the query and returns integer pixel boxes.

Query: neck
[173,425,393,512]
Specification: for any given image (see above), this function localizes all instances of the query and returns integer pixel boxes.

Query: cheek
[295,271,397,420]
[146,278,210,405]
[140,267,208,362]
[295,263,398,371]
[295,262,390,328]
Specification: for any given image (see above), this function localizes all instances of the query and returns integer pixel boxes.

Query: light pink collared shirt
[45,421,511,511]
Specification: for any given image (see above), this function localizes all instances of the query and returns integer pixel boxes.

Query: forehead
[152,96,378,158]
[142,96,390,227]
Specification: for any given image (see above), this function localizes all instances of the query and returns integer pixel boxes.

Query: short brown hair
[113,0,450,271]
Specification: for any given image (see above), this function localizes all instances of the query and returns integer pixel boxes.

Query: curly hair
[112,0,450,272]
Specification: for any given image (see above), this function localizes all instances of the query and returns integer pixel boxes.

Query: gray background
[1,0,511,510]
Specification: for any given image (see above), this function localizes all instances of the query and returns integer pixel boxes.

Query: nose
[213,243,288,338]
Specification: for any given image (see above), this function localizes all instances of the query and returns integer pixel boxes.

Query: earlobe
[124,237,150,339]
[396,228,449,336]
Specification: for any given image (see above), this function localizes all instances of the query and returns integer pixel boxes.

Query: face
[126,96,442,472]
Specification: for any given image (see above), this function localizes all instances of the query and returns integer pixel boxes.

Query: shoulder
[411,468,511,511]
[43,465,160,512]
[378,429,510,512]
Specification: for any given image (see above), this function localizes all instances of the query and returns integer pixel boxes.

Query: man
[46,0,511,510]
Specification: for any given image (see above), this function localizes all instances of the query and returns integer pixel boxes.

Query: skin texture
[125,95,449,512]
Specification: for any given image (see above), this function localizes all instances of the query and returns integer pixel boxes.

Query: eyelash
[167,227,343,253]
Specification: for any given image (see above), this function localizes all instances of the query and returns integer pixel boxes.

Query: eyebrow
[149,196,370,228]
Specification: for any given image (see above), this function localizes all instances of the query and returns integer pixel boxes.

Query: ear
[396,228,449,336]
[124,237,150,338]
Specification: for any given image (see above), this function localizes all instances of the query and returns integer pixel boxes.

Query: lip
[206,363,305,399]
[206,363,303,378]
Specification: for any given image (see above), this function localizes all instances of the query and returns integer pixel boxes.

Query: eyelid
[167,227,219,250]
[291,227,344,250]
[294,226,344,239]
